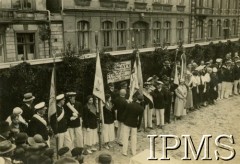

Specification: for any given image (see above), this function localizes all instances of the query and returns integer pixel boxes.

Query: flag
[129,52,143,101]
[180,52,187,79]
[136,52,143,95]
[174,65,179,85]
[48,67,56,122]
[129,61,139,101]
[93,52,105,103]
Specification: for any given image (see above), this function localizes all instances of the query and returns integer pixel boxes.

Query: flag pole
[95,32,102,151]
[53,51,59,159]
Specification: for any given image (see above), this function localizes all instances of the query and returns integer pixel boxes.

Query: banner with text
[107,60,131,83]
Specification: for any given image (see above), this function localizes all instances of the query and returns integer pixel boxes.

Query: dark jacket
[64,101,82,128]
[82,105,98,129]
[123,102,144,128]
[21,103,34,123]
[28,115,49,141]
[152,88,166,109]
[50,105,68,134]
[222,66,234,82]
[233,65,240,80]
[113,96,128,122]
[103,104,115,124]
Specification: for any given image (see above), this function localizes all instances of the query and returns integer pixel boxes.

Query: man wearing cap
[21,93,35,123]
[28,102,50,146]
[65,92,83,148]
[209,68,219,104]
[50,94,72,150]
[122,95,144,156]
[142,82,154,129]
[120,81,130,99]
[152,81,166,129]
[233,60,240,95]
[113,89,128,146]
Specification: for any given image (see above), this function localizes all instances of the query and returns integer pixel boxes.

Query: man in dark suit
[122,95,144,156]
[21,93,35,123]
[50,94,72,150]
[28,102,50,146]
[113,89,128,146]
[152,81,166,129]
[65,92,83,148]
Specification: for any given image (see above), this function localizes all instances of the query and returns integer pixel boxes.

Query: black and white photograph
[0,0,240,163]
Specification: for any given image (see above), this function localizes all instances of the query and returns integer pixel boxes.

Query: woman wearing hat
[0,140,16,164]
[82,95,99,154]
[174,79,187,120]
[102,94,115,150]
[6,107,27,127]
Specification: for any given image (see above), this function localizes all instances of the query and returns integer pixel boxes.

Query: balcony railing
[74,0,91,6]
[152,3,173,12]
[134,0,147,10]
[0,9,48,21]
[195,7,213,15]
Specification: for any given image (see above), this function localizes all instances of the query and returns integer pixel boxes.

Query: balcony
[195,7,213,16]
[0,9,48,22]
[74,0,91,6]
[176,5,185,12]
[152,3,173,12]
[134,1,147,10]
[114,0,128,9]
[99,0,114,8]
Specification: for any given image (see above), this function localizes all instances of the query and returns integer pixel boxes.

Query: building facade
[48,0,190,54]
[0,0,239,64]
[190,0,240,43]
[0,0,64,64]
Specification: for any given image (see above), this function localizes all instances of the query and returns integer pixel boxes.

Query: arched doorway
[132,21,149,48]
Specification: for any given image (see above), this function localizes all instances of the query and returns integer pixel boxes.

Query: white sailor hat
[34,102,47,110]
[216,58,222,63]
[236,59,240,63]
[156,81,164,85]
[66,92,76,97]
[147,77,153,82]
[144,82,151,85]
[56,94,65,101]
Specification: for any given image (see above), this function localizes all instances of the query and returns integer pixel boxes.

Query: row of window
[77,20,184,50]
[196,19,238,40]
[197,0,238,9]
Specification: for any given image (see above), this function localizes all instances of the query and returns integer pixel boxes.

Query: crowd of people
[0,51,240,163]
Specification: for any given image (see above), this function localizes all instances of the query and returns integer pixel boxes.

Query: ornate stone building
[0,0,64,64]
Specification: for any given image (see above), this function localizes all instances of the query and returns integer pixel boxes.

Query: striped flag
[48,67,56,122]
[174,65,179,85]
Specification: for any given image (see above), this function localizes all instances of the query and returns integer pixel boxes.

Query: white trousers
[234,79,240,94]
[116,121,123,143]
[102,123,115,143]
[68,127,83,147]
[122,124,137,155]
[221,82,232,98]
[58,131,73,150]
[144,105,152,128]
[155,109,165,126]
[218,83,222,99]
